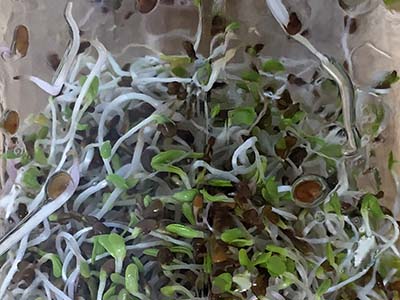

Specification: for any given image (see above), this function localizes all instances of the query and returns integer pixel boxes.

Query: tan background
[0,0,399,210]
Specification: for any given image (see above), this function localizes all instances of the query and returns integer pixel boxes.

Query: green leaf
[143,249,159,257]
[262,59,285,73]
[22,167,41,190]
[170,246,194,259]
[197,62,212,85]
[126,177,139,189]
[253,252,271,266]
[266,245,288,257]
[125,264,139,295]
[91,238,105,263]
[112,154,122,170]
[97,233,127,261]
[265,255,286,277]
[241,70,261,82]
[151,150,186,168]
[232,271,252,291]
[161,286,176,297]
[106,174,129,190]
[326,243,335,267]
[228,107,257,126]
[100,141,112,159]
[262,176,279,203]
[376,70,400,88]
[212,273,232,294]
[221,228,254,247]
[173,189,198,202]
[238,249,252,269]
[324,193,341,216]
[37,126,49,139]
[165,224,205,239]
[248,82,261,102]
[80,261,91,279]
[171,66,188,78]
[226,21,240,32]
[153,114,172,125]
[48,254,62,278]
[207,179,233,187]
[211,104,221,118]
[182,202,196,225]
[361,193,384,220]
[111,273,126,285]
[204,253,212,274]
[131,256,144,273]
[319,144,342,158]
[80,76,100,103]
[34,145,47,164]
[104,285,117,300]
[77,123,89,131]
[317,279,331,296]
[160,55,191,69]
[200,189,234,203]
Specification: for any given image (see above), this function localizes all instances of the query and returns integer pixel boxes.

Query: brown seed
[141,147,158,172]
[182,40,197,60]
[17,203,28,219]
[252,273,269,297]
[46,171,72,200]
[288,74,307,86]
[277,90,293,110]
[12,25,29,57]
[157,122,177,138]
[293,180,323,203]
[211,238,229,263]
[47,53,61,71]
[136,218,158,234]
[157,247,174,265]
[2,110,20,135]
[137,0,158,14]
[262,206,279,224]
[118,76,133,87]
[286,12,302,35]
[288,147,307,167]
[78,41,91,54]
[193,194,204,210]
[344,16,357,34]
[242,209,261,227]
[167,82,182,95]
[211,15,227,36]
[143,199,164,219]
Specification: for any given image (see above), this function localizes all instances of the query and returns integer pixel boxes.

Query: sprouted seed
[0,1,399,300]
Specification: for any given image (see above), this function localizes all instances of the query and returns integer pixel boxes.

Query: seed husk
[137,0,158,14]
[286,12,302,35]
[293,180,323,203]
[12,25,29,57]
[46,171,72,200]
[2,110,20,135]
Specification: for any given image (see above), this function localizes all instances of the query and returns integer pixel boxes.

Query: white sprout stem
[17,2,80,95]
[0,162,79,256]
[0,235,28,299]
[72,179,108,211]
[56,40,107,171]
[27,218,51,247]
[65,267,80,299]
[36,270,73,300]
[150,231,193,248]
[110,115,155,157]
[96,271,107,300]
[94,188,123,219]
[325,263,373,294]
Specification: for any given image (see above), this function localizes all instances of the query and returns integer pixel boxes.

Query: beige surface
[0,0,399,209]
